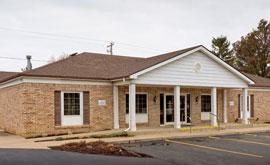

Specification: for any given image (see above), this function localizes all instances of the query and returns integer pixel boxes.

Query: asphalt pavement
[121,131,270,165]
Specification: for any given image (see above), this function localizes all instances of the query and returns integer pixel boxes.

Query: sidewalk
[0,130,48,149]
[29,125,270,149]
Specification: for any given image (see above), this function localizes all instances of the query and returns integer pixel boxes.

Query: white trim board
[0,76,112,89]
[130,46,254,85]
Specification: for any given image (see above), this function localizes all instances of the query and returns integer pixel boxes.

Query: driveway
[121,131,270,165]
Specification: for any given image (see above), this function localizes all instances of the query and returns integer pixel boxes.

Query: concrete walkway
[1,125,270,149]
[30,125,270,148]
[0,129,48,149]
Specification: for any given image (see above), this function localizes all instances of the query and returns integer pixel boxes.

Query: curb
[109,128,270,144]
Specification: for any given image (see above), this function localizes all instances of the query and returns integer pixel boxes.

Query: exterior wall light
[153,96,157,103]
[195,96,199,103]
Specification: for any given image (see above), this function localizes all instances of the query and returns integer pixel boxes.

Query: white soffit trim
[0,77,22,89]
[22,77,112,85]
[130,46,254,85]
[233,88,270,91]
[0,77,112,88]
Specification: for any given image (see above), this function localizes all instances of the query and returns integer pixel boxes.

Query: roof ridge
[0,71,19,73]
[81,52,145,59]
[147,45,202,59]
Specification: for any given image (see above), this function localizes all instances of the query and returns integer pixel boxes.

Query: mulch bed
[49,141,152,158]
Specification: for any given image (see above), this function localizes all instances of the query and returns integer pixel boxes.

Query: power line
[0,56,48,62]
[0,26,167,52]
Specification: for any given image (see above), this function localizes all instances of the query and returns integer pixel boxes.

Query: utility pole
[107,41,114,55]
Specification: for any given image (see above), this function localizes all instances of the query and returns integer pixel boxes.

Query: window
[126,94,147,114]
[64,93,81,115]
[201,95,211,112]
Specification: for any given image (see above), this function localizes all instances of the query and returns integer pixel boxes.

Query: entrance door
[180,95,186,123]
[161,93,191,125]
[180,94,191,124]
[165,95,174,124]
[240,95,251,119]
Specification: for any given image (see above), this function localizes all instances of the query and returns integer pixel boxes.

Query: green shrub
[55,137,65,141]
[89,132,129,138]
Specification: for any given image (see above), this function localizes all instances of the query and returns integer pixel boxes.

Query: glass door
[165,95,174,124]
[180,95,186,123]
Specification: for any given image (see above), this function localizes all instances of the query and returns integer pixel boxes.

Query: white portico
[113,46,254,131]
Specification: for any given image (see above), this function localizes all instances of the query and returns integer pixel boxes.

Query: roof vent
[26,55,32,70]
[70,52,78,57]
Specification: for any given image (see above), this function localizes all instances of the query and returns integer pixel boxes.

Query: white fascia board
[133,80,248,88]
[130,47,202,79]
[0,76,112,88]
[199,47,255,85]
[130,46,254,85]
[112,79,132,86]
[21,77,112,86]
[0,77,23,89]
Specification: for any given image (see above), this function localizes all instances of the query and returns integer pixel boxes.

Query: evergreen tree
[211,35,234,66]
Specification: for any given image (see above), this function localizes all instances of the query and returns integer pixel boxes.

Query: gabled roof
[242,72,270,88]
[0,45,201,83]
[2,45,269,87]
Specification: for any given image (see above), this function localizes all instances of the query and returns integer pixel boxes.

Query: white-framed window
[201,95,211,112]
[125,93,148,123]
[61,91,83,126]
[201,94,211,120]
[126,93,148,114]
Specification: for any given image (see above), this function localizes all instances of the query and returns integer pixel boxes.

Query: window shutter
[83,91,90,125]
[238,94,241,118]
[54,91,61,126]
[251,95,254,118]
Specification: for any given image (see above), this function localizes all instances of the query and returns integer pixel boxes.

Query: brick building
[1,45,270,137]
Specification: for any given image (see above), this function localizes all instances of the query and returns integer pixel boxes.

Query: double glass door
[160,94,191,125]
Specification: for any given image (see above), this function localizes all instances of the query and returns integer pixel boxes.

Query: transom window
[64,93,81,115]
[126,94,147,114]
[201,95,211,112]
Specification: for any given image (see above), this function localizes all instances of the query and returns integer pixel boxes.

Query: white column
[211,87,217,126]
[113,86,119,129]
[223,89,227,123]
[174,86,181,128]
[242,88,248,124]
[129,83,136,131]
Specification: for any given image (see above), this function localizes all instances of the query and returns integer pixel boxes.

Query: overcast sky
[0,0,270,72]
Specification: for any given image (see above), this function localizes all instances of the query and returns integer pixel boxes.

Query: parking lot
[122,131,270,165]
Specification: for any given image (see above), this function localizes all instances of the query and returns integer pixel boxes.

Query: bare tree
[48,53,70,63]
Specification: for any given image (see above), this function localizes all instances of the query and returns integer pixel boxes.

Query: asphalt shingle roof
[1,45,270,88]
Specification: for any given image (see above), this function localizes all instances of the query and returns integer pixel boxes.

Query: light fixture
[153,96,157,103]
[195,96,199,103]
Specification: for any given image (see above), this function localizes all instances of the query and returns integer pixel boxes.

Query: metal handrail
[182,113,192,133]
[210,113,221,131]
[186,116,192,133]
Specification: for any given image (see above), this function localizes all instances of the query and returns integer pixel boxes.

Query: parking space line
[209,136,270,146]
[245,133,270,138]
[165,139,263,158]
